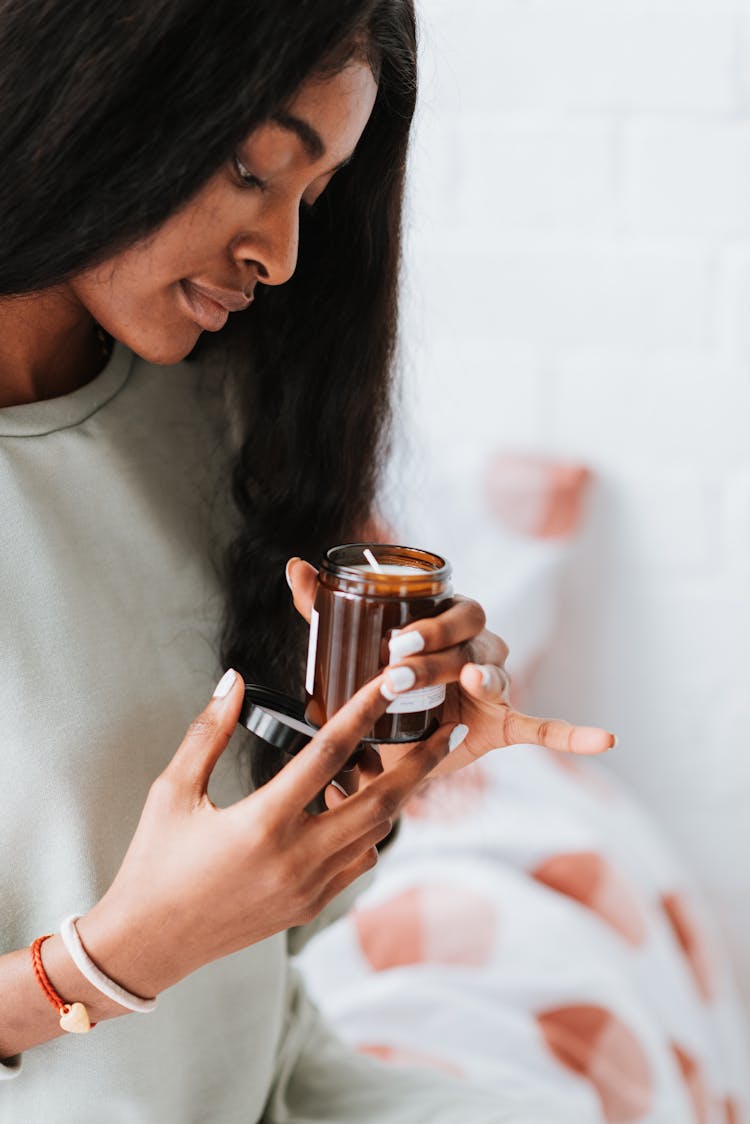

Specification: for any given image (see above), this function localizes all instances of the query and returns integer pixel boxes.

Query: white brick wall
[400,0,750,1010]
[425,0,739,113]
[412,241,716,350]
[624,120,750,238]
[724,247,750,363]
[461,115,619,232]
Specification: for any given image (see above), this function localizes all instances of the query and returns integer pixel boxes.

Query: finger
[264,673,392,814]
[464,630,510,670]
[326,741,384,804]
[352,745,384,786]
[387,596,492,663]
[381,645,468,699]
[323,780,351,809]
[318,721,455,846]
[501,709,617,755]
[459,661,512,703]
[324,745,383,806]
[317,818,392,883]
[285,557,318,624]
[166,669,246,797]
[315,845,380,912]
[383,645,511,701]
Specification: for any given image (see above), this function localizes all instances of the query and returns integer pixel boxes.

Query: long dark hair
[0,0,417,785]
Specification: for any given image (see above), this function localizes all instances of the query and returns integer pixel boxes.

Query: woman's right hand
[76,669,454,1003]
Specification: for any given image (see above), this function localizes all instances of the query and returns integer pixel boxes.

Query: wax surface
[348,563,426,575]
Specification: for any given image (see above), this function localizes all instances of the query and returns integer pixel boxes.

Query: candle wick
[363,547,383,573]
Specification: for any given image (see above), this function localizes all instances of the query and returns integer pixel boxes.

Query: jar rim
[321,542,451,583]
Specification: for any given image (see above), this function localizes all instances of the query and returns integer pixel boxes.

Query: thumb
[285,557,318,624]
[167,669,245,798]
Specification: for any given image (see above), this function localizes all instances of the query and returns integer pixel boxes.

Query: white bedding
[298,747,750,1123]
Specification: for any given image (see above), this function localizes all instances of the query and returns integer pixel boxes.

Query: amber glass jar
[305,543,452,743]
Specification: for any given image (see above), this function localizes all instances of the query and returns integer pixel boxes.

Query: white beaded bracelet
[59,915,157,1014]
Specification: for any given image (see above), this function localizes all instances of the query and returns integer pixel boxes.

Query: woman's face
[69,60,378,365]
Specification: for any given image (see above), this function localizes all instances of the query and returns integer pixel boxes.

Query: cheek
[69,246,200,365]
[72,255,178,328]
[83,182,233,303]
[68,177,243,361]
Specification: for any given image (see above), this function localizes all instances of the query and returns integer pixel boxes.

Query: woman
[0,2,614,1120]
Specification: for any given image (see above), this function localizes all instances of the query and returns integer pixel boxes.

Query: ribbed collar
[0,341,134,438]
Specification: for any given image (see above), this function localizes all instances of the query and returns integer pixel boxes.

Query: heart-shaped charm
[59,1002,91,1034]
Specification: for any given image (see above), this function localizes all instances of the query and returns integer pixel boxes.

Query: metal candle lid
[240,685,318,756]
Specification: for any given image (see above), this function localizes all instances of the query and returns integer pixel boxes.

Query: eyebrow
[272,112,354,174]
[273,113,325,160]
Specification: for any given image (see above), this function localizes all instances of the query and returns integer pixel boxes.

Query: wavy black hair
[0,0,417,786]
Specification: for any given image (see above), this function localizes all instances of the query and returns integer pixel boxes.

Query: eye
[233,153,267,191]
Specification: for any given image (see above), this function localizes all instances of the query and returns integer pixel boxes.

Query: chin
[115,324,202,367]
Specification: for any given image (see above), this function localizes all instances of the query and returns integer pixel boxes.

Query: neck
[0,289,108,408]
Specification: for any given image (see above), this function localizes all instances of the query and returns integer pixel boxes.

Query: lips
[179,280,254,332]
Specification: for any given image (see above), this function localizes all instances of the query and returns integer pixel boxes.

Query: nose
[230,202,299,287]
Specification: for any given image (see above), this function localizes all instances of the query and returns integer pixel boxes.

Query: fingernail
[449,723,469,752]
[384,666,416,694]
[389,631,425,661]
[285,557,300,591]
[213,669,236,698]
[478,664,492,688]
[330,780,348,798]
[610,735,618,749]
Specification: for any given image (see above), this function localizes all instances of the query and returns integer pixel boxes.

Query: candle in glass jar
[305,544,452,743]
[358,547,425,577]
[348,563,425,576]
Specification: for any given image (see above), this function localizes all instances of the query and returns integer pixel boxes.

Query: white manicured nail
[389,631,425,661]
[384,666,416,695]
[478,665,492,688]
[285,558,299,591]
[213,669,236,698]
[449,724,469,752]
[329,780,348,798]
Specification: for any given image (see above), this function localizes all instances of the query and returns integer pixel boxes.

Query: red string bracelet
[30,934,96,1034]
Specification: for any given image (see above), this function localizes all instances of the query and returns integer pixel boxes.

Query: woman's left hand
[286,558,616,780]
